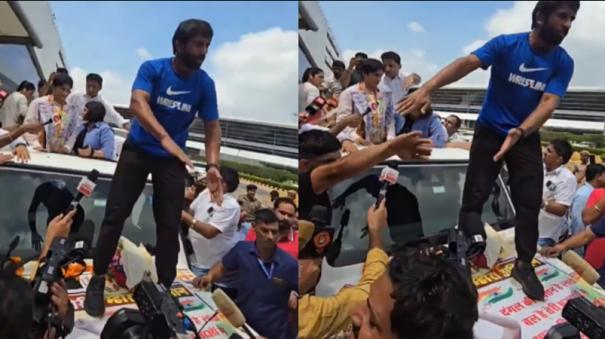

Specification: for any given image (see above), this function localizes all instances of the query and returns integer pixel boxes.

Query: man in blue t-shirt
[84,19,224,317]
[397,1,579,301]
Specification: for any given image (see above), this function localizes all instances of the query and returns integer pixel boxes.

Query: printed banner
[474,256,605,339]
[69,275,246,338]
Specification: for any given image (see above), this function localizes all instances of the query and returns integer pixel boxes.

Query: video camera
[545,296,605,339]
[32,234,89,337]
[299,205,335,259]
[102,272,197,339]
[397,224,474,273]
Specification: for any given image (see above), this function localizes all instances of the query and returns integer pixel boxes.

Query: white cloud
[462,39,486,56]
[408,21,426,33]
[70,66,134,106]
[136,47,152,61]
[459,1,605,88]
[209,27,297,126]
[342,48,439,82]
[453,39,491,87]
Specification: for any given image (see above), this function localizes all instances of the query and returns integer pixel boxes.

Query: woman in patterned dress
[337,59,395,146]
[24,73,82,154]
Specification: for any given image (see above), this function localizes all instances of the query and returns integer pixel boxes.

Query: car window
[0,166,155,258]
[326,163,515,267]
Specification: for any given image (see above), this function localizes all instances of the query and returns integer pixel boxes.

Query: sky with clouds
[50,1,297,126]
[321,1,605,89]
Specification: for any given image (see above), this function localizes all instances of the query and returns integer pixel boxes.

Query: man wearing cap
[239,184,262,222]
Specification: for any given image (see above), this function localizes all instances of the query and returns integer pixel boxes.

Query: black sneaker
[84,274,106,317]
[511,260,545,301]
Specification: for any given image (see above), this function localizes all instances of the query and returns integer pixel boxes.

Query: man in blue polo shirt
[194,209,298,339]
[398,1,579,300]
[84,19,223,317]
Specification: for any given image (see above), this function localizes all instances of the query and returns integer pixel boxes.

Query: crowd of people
[0,68,130,163]
[0,18,299,339]
[297,1,581,338]
[178,168,300,338]
[299,50,467,155]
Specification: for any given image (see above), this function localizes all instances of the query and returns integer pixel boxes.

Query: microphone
[42,118,53,126]
[308,205,328,228]
[69,219,95,260]
[211,288,256,339]
[298,220,316,249]
[376,162,399,208]
[68,169,99,212]
[305,96,327,117]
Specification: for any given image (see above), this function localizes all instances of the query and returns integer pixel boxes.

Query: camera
[102,272,195,339]
[545,297,605,339]
[32,236,86,337]
[299,205,335,259]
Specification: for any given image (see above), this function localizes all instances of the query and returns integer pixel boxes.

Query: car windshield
[326,162,515,267]
[0,166,156,259]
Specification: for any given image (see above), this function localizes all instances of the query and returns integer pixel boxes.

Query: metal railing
[115,107,298,158]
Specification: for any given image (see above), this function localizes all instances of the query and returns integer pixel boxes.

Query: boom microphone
[298,220,316,249]
[211,288,257,339]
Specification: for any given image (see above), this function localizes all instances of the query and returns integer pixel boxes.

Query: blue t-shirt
[130,58,219,157]
[222,241,298,339]
[472,32,574,136]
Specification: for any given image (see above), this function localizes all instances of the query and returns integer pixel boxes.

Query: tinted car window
[326,162,515,267]
[0,166,155,258]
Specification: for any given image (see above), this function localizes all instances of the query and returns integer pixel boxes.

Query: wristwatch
[190,218,197,229]
[514,127,526,138]
[206,163,220,172]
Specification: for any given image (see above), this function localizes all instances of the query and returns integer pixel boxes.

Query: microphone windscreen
[298,220,316,249]
[212,288,246,328]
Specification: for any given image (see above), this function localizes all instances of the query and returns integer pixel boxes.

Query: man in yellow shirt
[298,199,389,339]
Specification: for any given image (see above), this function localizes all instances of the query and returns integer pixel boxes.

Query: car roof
[368,147,470,165]
[4,148,205,179]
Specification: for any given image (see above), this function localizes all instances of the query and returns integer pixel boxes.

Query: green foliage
[187,151,297,190]
[540,129,605,148]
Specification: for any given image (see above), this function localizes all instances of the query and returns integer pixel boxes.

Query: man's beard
[180,53,204,70]
[538,25,566,46]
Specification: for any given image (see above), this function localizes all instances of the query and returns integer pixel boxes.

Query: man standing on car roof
[397,1,579,301]
[84,19,223,317]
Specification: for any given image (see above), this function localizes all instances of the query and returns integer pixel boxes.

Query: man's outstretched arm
[311,132,432,195]
[397,55,482,115]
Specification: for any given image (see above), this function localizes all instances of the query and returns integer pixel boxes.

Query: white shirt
[448,132,467,143]
[0,128,26,152]
[538,165,577,240]
[0,92,28,129]
[379,74,408,104]
[298,82,320,112]
[66,92,129,127]
[188,190,241,269]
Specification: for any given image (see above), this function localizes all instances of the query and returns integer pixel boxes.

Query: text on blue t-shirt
[129,57,219,157]
[472,32,574,136]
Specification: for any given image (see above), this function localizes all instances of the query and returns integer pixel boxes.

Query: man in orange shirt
[245,197,298,258]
